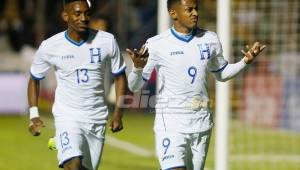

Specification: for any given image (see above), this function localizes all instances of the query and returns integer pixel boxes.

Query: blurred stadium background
[0,0,299,170]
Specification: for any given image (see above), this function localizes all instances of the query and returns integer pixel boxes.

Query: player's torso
[149,30,216,133]
[153,31,217,97]
[47,36,111,89]
[45,31,113,113]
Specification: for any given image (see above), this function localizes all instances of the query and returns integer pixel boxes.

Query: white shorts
[155,130,211,170]
[55,121,106,170]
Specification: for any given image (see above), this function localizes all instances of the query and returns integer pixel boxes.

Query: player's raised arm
[241,42,266,64]
[27,77,45,136]
[211,41,266,82]
[126,45,149,92]
[126,45,149,69]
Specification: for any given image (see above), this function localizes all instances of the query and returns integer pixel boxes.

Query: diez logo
[170,51,184,56]
[117,90,212,110]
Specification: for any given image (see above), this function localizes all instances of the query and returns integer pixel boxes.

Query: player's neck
[172,25,194,35]
[172,27,193,36]
[66,29,89,43]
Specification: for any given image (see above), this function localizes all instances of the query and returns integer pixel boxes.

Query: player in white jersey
[27,0,126,170]
[126,0,266,170]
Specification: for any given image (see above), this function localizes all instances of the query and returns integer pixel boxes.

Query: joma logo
[170,51,184,56]
[61,55,74,59]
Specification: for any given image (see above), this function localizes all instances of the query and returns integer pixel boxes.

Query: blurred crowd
[0,0,157,54]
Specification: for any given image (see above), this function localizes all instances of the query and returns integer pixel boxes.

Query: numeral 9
[162,138,171,155]
[188,66,197,84]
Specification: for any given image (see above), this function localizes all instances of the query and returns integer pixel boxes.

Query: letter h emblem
[89,48,101,63]
[197,44,210,60]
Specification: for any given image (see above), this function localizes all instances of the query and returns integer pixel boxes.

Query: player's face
[63,1,90,33]
[171,0,198,33]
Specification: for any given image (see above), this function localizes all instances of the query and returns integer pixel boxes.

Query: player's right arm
[126,45,149,92]
[27,41,50,136]
[28,77,44,136]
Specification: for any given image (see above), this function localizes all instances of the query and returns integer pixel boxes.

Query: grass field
[0,111,299,170]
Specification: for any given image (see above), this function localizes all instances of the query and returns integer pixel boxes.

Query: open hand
[126,45,149,69]
[241,42,266,64]
[28,117,45,136]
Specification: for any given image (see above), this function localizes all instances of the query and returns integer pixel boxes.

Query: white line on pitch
[106,135,155,158]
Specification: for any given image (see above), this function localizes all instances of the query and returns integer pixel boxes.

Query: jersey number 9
[188,66,197,84]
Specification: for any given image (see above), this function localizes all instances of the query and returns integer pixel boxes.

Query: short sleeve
[207,36,228,72]
[30,42,51,80]
[141,41,158,81]
[110,38,126,76]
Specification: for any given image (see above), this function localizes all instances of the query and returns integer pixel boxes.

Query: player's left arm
[109,37,127,133]
[126,45,149,92]
[212,42,266,82]
[241,42,266,64]
[110,73,127,133]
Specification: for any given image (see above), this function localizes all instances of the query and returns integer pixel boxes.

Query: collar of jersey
[170,27,195,43]
[65,31,86,46]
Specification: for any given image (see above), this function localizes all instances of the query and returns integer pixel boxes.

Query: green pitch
[0,112,158,170]
[0,112,299,170]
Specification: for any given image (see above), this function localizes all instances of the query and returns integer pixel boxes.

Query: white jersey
[30,29,125,124]
[143,28,228,133]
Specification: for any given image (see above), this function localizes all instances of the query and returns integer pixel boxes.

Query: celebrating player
[126,0,266,170]
[27,0,126,170]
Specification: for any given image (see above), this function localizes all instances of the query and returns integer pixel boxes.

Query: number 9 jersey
[143,28,228,133]
[30,29,126,124]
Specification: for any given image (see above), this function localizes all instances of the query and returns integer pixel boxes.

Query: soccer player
[126,0,266,170]
[27,0,126,170]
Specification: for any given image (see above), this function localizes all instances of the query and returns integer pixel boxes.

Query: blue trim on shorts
[59,155,83,168]
[164,165,186,170]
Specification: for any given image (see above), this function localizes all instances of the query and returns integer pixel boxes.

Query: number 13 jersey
[30,29,125,123]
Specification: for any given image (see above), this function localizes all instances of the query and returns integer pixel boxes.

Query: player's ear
[61,11,69,22]
[169,9,177,20]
